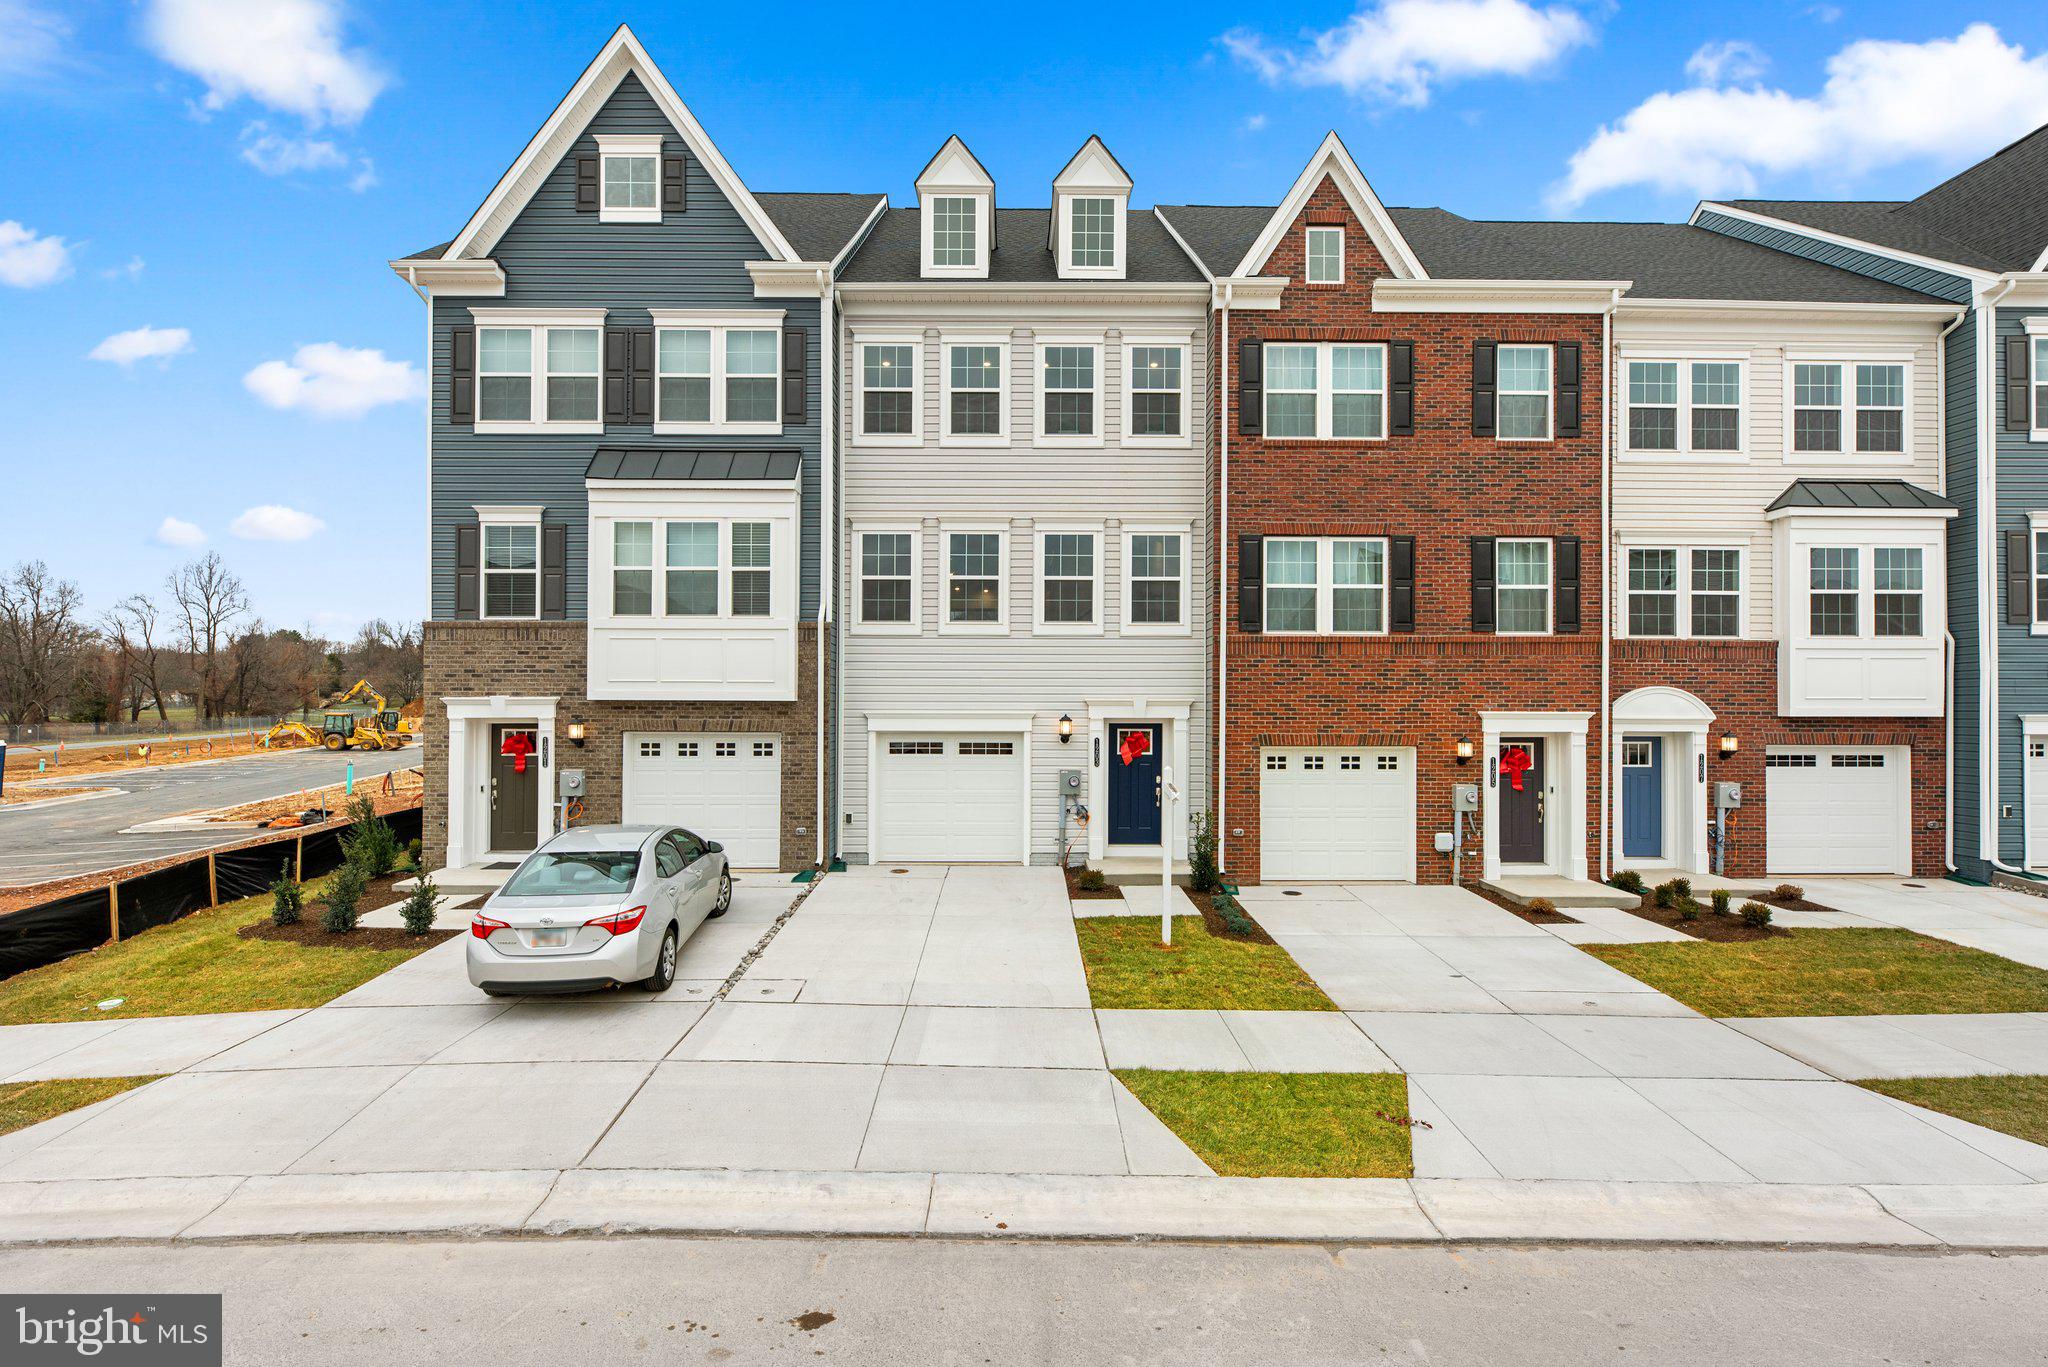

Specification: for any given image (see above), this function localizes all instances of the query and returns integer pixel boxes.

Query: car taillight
[470,915,509,940]
[587,905,647,936]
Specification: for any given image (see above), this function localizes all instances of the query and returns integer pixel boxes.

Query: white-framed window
[1792,538,1938,643]
[931,196,978,268]
[1262,342,1386,440]
[1788,359,1909,459]
[1123,528,1188,634]
[857,338,920,440]
[1035,528,1102,634]
[2034,519,2048,631]
[612,521,655,617]
[1621,545,1745,638]
[664,521,717,616]
[480,522,539,620]
[1038,338,1102,444]
[648,311,784,434]
[1496,537,1552,634]
[855,527,920,632]
[2031,334,2048,440]
[596,134,661,224]
[1305,226,1343,284]
[470,309,607,432]
[941,338,1006,443]
[599,516,777,623]
[1872,546,1922,638]
[1070,197,1116,269]
[942,527,1008,633]
[1125,338,1189,445]
[1263,536,1388,636]
[1623,357,1744,456]
[1497,345,1553,441]
[1807,547,1860,637]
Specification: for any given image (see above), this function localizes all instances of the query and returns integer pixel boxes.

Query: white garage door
[1261,747,1416,882]
[2029,738,2048,869]
[1765,747,1908,875]
[875,735,1024,862]
[623,733,781,870]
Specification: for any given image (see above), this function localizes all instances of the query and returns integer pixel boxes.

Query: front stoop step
[1990,870,2048,900]
[1090,857,1194,888]
[1477,876,1638,910]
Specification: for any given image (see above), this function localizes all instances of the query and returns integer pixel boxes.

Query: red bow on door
[1118,730,1152,766]
[1498,745,1532,792]
[500,731,536,775]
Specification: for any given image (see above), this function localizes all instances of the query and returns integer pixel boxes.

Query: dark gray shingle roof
[397,240,454,262]
[1766,479,1958,514]
[755,192,886,262]
[586,448,801,482]
[1721,199,2000,271]
[1152,205,1271,276]
[838,207,1204,283]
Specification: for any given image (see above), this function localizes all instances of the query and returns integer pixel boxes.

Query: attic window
[1305,227,1343,284]
[932,197,979,268]
[596,135,663,224]
[1070,198,1116,269]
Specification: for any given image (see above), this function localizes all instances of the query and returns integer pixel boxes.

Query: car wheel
[707,868,733,918]
[642,925,678,992]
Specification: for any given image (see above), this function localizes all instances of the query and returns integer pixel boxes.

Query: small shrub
[322,862,367,934]
[1213,892,1259,937]
[1188,811,1221,894]
[1652,880,1677,908]
[1710,889,1732,916]
[1610,869,1645,894]
[1527,897,1557,916]
[1740,900,1774,929]
[1771,883,1805,905]
[1073,868,1108,892]
[1668,877,1693,901]
[1677,898,1702,923]
[398,877,439,936]
[339,793,401,878]
[406,837,423,871]
[269,864,303,927]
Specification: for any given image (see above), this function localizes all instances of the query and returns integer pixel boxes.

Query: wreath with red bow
[500,731,536,775]
[1498,745,1533,792]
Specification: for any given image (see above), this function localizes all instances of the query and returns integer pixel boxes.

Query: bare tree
[344,619,424,704]
[167,553,249,721]
[0,561,94,728]
[105,593,172,724]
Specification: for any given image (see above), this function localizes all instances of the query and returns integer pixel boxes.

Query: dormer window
[595,135,663,223]
[1051,136,1131,281]
[1070,198,1116,269]
[916,137,996,279]
[931,197,979,268]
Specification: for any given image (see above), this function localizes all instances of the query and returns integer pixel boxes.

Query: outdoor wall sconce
[567,721,587,747]
[1719,734,1739,757]
[1455,740,1473,763]
[1058,714,1074,743]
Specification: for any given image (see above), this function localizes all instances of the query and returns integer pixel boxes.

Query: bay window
[1262,342,1386,440]
[612,522,655,616]
[1791,360,1909,458]
[598,516,775,622]
[1264,537,1388,635]
[1873,547,1922,637]
[730,522,771,616]
[664,522,716,615]
[1808,548,1860,636]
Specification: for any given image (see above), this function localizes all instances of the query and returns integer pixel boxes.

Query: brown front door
[1498,737,1546,865]
[489,724,540,852]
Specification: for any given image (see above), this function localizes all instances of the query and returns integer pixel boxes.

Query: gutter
[1599,286,1620,882]
[1218,281,1233,872]
[406,265,434,722]
[816,267,833,871]
[1936,303,1970,872]
[1975,278,2025,876]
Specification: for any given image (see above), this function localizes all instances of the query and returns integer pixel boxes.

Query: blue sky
[5,0,2046,637]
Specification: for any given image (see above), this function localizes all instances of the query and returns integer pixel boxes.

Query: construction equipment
[263,680,416,752]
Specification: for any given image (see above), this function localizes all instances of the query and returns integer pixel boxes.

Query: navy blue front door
[1621,736,1663,860]
[1108,723,1164,845]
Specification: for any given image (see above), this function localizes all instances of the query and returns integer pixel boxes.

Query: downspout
[1598,287,1619,881]
[816,268,834,871]
[1978,279,2022,875]
[1217,283,1233,874]
[1936,303,1969,872]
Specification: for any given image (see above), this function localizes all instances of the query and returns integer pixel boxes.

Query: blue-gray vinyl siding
[426,72,819,621]
[1694,211,1976,305]
[1946,313,1984,875]
[1994,305,2048,867]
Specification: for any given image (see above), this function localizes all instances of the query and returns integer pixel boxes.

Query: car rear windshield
[499,850,640,897]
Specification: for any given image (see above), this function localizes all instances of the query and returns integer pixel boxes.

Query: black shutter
[1389,341,1415,436]
[575,155,598,212]
[2008,335,2033,433]
[453,525,480,620]
[1471,341,1496,436]
[1238,534,1264,633]
[630,328,654,423]
[448,327,475,427]
[541,524,568,621]
[662,155,686,213]
[1238,338,1263,435]
[2008,529,2033,625]
[782,327,807,424]
[1470,536,1496,633]
[1555,343,1582,438]
[1390,535,1415,632]
[603,329,630,424]
[1554,535,1582,633]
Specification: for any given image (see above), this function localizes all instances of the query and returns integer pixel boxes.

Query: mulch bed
[236,869,457,950]
[1190,890,1277,946]
[1466,884,1577,924]
[1619,894,1790,942]
[1062,865,1125,900]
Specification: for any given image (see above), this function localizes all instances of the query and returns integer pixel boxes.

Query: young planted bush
[1073,868,1109,892]
[1677,898,1703,923]
[398,877,440,936]
[1214,893,1260,938]
[1710,888,1732,916]
[1527,898,1558,916]
[1188,811,1221,894]
[323,862,368,934]
[1610,869,1645,894]
[1740,900,1774,929]
[406,837,424,871]
[1770,883,1805,905]
[339,793,401,878]
[1668,877,1693,901]
[1652,880,1678,909]
[270,863,303,927]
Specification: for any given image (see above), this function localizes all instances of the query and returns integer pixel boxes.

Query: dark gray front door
[490,724,540,852]
[1498,737,1546,865]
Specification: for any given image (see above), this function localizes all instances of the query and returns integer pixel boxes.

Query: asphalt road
[2,1236,2042,1365]
[0,746,421,888]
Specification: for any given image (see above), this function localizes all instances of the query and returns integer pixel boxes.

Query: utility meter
[559,769,586,798]
[1059,769,1083,794]
[1714,781,1742,810]
[1452,783,1480,813]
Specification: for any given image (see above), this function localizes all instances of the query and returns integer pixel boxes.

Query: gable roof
[755,193,887,264]
[838,206,1203,284]
[437,25,798,264]
[1229,132,1428,280]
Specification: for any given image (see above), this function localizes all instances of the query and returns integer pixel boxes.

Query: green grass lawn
[1860,1075,2048,1148]
[0,1076,160,1137]
[1584,928,2048,1018]
[1116,1070,1415,1177]
[0,878,436,1026]
[1075,916,1337,1011]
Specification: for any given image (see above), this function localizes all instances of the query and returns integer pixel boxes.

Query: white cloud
[243,342,424,418]
[1245,112,1269,131]
[155,516,207,548]
[101,255,146,281]
[1225,0,1594,107]
[1553,24,2048,209]
[0,220,73,287]
[89,325,193,366]
[347,157,377,192]
[238,121,348,175]
[142,0,385,126]
[1685,39,1767,86]
[0,0,69,80]
[230,504,325,542]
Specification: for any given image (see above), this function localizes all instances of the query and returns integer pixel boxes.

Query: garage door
[1260,747,1416,882]
[623,733,781,870]
[1765,747,1908,875]
[875,735,1024,862]
[2029,738,2048,869]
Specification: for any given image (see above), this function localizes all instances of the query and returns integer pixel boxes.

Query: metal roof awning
[585,448,802,482]
[1765,479,1958,516]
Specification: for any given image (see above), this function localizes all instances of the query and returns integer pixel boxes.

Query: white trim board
[1232,131,1428,282]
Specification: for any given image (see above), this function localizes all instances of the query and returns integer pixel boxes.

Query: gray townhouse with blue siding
[390,26,883,874]
[1694,125,2048,885]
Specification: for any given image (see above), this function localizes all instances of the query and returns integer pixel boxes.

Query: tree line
[0,553,423,730]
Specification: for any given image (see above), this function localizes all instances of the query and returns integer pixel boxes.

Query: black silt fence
[0,806,424,981]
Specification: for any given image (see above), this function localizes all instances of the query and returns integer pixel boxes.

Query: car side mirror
[705,841,724,855]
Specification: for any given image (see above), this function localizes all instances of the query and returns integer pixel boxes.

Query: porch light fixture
[1455,740,1473,763]
[1058,714,1074,743]
[567,720,587,747]
[1719,734,1738,757]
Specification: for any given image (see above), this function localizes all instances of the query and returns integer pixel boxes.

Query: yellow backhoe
[263,680,416,752]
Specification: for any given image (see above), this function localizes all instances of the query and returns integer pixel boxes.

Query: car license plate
[529,928,570,948]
